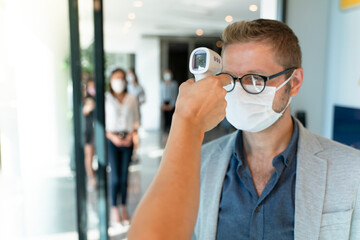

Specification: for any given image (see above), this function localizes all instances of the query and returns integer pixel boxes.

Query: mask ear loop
[279,96,292,115]
[277,70,296,115]
[276,70,296,91]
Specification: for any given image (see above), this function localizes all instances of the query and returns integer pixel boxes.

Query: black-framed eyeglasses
[216,67,296,94]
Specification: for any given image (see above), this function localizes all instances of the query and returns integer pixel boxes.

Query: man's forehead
[222,42,274,55]
[221,43,279,75]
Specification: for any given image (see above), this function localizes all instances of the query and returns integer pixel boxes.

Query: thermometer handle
[195,73,211,82]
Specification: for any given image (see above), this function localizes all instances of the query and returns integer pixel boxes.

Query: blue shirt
[160,80,178,107]
[216,119,299,240]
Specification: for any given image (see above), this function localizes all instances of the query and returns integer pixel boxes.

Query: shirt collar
[279,117,299,166]
[233,117,299,167]
[233,130,244,167]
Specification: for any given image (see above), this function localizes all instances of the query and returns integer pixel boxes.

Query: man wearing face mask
[128,19,360,240]
[160,69,178,143]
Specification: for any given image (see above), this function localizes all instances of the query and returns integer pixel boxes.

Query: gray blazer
[193,120,360,240]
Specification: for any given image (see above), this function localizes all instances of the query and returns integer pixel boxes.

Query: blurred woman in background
[126,68,146,106]
[126,68,145,162]
[83,79,96,189]
[105,68,140,225]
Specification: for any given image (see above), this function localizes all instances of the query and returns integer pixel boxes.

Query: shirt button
[255,206,261,213]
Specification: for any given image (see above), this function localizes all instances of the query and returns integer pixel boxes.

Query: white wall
[260,0,279,20]
[288,0,360,138]
[0,0,72,237]
[0,1,20,177]
[287,0,330,136]
[0,0,71,178]
[323,0,360,138]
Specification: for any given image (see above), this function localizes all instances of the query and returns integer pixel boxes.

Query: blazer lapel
[295,122,328,240]
[197,132,237,239]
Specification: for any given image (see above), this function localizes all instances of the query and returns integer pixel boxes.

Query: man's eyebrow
[222,69,268,76]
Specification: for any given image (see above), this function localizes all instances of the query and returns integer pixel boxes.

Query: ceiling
[78,0,261,48]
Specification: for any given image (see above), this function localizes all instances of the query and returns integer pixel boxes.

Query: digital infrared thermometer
[189,47,222,81]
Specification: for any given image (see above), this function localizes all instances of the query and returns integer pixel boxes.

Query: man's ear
[290,68,304,97]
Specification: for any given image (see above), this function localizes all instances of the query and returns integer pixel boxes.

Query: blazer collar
[197,131,237,239]
[294,119,327,240]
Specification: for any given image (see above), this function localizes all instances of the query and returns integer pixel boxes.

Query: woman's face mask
[111,79,126,93]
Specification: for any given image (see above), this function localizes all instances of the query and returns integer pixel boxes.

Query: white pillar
[136,37,161,131]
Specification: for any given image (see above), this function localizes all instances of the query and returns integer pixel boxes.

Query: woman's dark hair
[109,68,127,95]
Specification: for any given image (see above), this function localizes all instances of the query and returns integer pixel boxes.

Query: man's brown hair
[222,19,302,69]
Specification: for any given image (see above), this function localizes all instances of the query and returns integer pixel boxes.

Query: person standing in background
[105,68,140,225]
[126,68,145,162]
[83,79,96,189]
[127,68,146,106]
[160,69,178,144]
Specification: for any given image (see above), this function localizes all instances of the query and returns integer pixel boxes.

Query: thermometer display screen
[194,53,206,69]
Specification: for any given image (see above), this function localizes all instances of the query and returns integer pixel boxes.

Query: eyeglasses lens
[242,75,265,93]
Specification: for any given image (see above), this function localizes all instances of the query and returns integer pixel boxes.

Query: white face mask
[225,70,295,132]
[111,79,125,93]
[87,87,96,96]
[163,73,172,81]
[126,74,135,83]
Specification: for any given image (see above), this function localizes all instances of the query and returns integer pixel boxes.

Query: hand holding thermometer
[189,47,222,81]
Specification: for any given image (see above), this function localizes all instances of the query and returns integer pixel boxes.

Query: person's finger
[216,74,231,87]
[184,78,195,85]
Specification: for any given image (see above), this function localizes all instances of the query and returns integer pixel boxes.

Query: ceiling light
[128,13,136,20]
[196,29,204,36]
[133,1,143,7]
[225,15,233,23]
[125,21,132,28]
[249,4,258,12]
